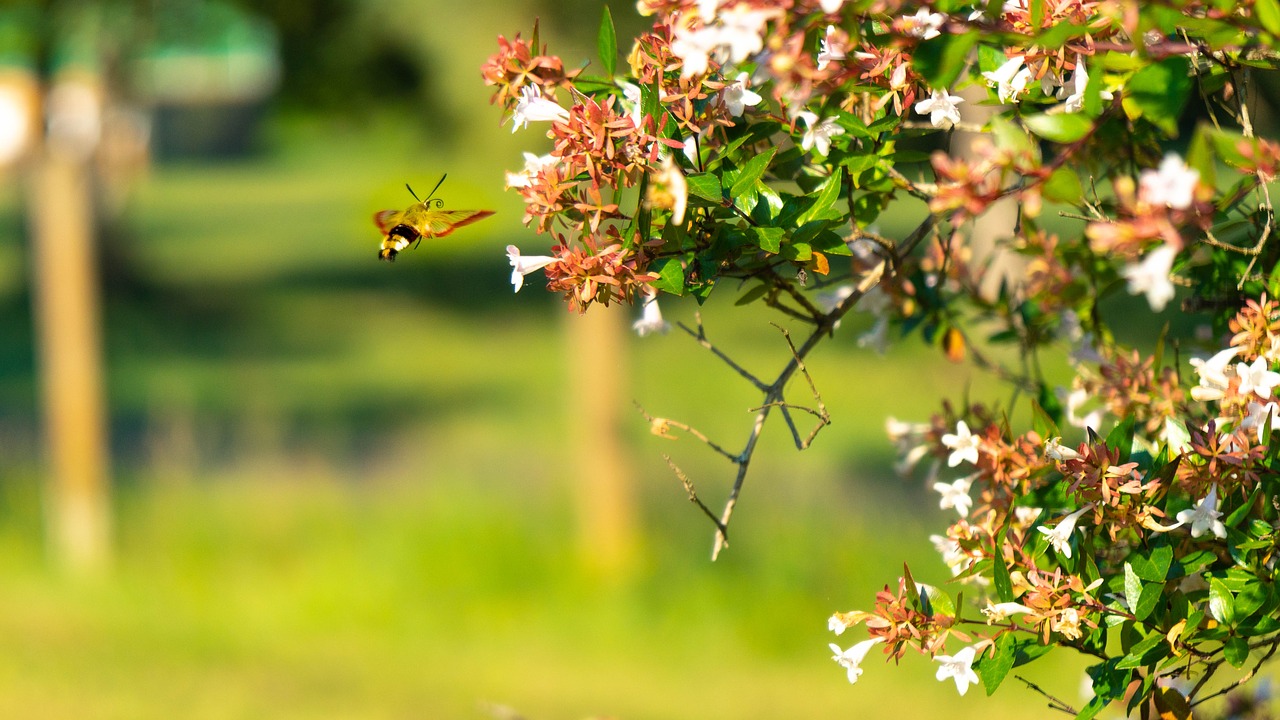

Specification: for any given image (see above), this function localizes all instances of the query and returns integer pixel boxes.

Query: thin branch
[634,402,739,463]
[1190,635,1280,708]
[1015,675,1078,715]
[677,312,769,392]
[664,455,729,550]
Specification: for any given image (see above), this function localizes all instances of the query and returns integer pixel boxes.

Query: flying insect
[373,175,494,261]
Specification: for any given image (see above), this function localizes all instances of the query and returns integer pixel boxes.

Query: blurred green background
[0,1,1092,718]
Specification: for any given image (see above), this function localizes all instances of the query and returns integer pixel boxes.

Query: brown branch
[677,312,769,392]
[634,402,739,463]
[1190,634,1280,708]
[1015,675,1078,715]
[664,455,729,549]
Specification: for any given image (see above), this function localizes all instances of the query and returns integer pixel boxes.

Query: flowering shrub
[483,0,1280,715]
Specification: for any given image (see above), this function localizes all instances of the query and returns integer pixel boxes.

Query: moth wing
[373,209,403,234]
[420,209,496,238]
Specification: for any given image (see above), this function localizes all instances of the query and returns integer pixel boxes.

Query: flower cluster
[483,0,1280,712]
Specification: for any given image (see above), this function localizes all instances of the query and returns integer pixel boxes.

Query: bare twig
[677,313,769,392]
[1015,675,1078,715]
[651,213,938,560]
[634,402,739,462]
[1190,634,1280,708]
[664,455,729,549]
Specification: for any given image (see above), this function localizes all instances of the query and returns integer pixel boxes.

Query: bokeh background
[0,1,1103,718]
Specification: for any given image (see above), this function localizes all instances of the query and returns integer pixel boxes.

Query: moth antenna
[405,183,422,202]
[422,173,448,203]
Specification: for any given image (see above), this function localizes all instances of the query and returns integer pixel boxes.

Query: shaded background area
[0,0,1132,717]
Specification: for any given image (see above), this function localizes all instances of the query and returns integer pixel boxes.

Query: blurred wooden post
[953,84,1022,300]
[567,306,637,580]
[28,141,112,576]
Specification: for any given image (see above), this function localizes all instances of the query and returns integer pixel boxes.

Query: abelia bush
[483,0,1280,715]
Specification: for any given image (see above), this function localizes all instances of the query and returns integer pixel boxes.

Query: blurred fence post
[567,305,638,580]
[28,138,112,576]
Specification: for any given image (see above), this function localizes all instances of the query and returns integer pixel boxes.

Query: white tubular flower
[670,25,719,77]
[830,638,884,684]
[510,86,570,132]
[817,25,846,71]
[1044,437,1082,461]
[504,152,559,189]
[1038,505,1092,559]
[1243,401,1280,444]
[933,474,975,517]
[828,614,848,635]
[982,55,1031,104]
[901,8,946,39]
[620,82,644,128]
[930,533,966,575]
[796,111,846,156]
[934,646,980,695]
[1121,243,1177,312]
[716,5,772,63]
[1237,356,1280,399]
[1189,347,1240,402]
[940,420,981,467]
[723,72,763,116]
[1062,54,1112,114]
[1176,485,1227,539]
[506,245,559,292]
[982,602,1033,623]
[914,88,964,128]
[649,154,688,226]
[1140,154,1201,210]
[632,292,671,337]
[820,0,845,12]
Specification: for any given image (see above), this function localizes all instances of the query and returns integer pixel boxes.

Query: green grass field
[0,112,1097,719]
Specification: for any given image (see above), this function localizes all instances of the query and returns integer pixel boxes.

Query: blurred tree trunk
[567,305,638,580]
[28,146,112,576]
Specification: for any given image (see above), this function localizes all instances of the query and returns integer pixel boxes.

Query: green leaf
[1081,660,1131,720]
[916,583,956,619]
[1175,550,1217,579]
[1117,631,1165,669]
[1105,415,1136,463]
[1164,417,1191,454]
[1209,578,1236,625]
[1257,0,1280,35]
[1042,166,1084,204]
[730,148,776,199]
[750,227,784,254]
[797,167,845,227]
[648,256,686,295]
[779,241,813,262]
[809,229,852,256]
[1124,563,1144,615]
[1129,543,1173,582]
[642,76,662,129]
[974,633,1018,695]
[597,4,617,77]
[993,537,1014,603]
[685,173,723,203]
[1225,636,1250,668]
[1124,57,1192,137]
[991,114,1037,157]
[911,30,979,89]
[1225,483,1263,528]
[1234,581,1270,621]
[1023,113,1093,144]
